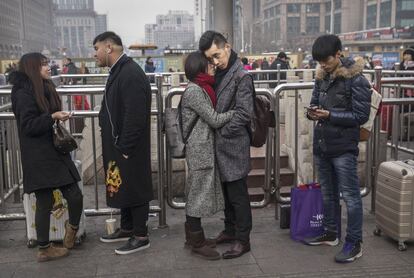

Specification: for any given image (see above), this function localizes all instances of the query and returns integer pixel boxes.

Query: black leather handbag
[53,121,78,154]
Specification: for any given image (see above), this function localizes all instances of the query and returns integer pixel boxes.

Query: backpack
[236,72,275,147]
[344,77,382,141]
[164,92,199,158]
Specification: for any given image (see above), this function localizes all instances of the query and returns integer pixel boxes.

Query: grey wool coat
[181,83,234,217]
[215,60,254,182]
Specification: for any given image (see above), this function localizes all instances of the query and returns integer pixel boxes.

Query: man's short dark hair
[312,34,342,61]
[93,31,123,46]
[184,51,208,81]
[277,52,287,59]
[199,30,228,52]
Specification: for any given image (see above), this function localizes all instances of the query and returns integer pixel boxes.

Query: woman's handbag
[53,121,78,154]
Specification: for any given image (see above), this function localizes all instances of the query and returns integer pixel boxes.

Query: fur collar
[9,71,33,91]
[315,56,364,80]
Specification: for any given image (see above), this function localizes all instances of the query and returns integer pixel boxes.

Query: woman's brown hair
[18,53,61,113]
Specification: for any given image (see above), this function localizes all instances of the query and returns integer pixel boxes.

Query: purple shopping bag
[290,183,324,241]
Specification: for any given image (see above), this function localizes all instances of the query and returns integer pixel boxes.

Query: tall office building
[53,0,107,58]
[144,24,157,45]
[95,14,108,37]
[0,0,55,59]
[145,11,195,49]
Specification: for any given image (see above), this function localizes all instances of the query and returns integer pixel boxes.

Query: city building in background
[53,0,107,58]
[231,0,413,53]
[194,0,207,43]
[95,14,108,37]
[145,10,195,49]
[0,0,55,59]
[340,0,414,53]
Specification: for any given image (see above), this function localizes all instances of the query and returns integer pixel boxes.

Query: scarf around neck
[214,49,238,90]
[194,73,216,107]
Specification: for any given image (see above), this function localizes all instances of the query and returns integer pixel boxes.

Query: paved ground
[0,184,413,278]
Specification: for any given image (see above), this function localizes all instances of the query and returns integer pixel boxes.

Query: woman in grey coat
[181,51,234,260]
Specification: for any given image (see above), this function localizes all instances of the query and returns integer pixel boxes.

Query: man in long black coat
[93,31,153,255]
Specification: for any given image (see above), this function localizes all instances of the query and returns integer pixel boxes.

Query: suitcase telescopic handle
[404,160,414,166]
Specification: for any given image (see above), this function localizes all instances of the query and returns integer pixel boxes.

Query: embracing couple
[181,31,255,260]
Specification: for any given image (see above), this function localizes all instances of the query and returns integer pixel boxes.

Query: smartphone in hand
[304,106,317,112]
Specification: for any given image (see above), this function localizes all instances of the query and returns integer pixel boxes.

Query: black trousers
[222,177,252,243]
[34,183,83,247]
[186,215,202,232]
[120,202,149,237]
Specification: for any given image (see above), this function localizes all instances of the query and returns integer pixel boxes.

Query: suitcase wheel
[373,228,382,237]
[398,242,407,251]
[27,239,37,248]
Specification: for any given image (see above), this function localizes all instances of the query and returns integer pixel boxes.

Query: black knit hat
[403,48,414,57]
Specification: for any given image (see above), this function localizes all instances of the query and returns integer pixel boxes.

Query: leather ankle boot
[185,223,216,249]
[63,220,78,249]
[37,244,69,262]
[189,229,221,260]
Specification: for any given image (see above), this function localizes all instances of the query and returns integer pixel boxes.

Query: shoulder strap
[178,91,199,144]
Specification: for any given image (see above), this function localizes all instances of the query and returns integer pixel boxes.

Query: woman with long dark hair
[181,51,235,260]
[10,53,83,262]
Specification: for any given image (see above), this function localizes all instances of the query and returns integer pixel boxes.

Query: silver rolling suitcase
[23,160,86,248]
[374,160,414,251]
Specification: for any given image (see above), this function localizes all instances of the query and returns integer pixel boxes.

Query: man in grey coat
[199,30,254,259]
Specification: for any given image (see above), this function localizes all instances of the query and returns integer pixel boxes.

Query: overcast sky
[94,0,194,46]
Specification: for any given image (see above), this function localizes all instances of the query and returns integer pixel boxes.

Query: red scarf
[194,73,216,107]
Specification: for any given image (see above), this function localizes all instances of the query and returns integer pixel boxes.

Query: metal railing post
[89,96,99,211]
[277,64,281,86]
[155,74,167,228]
[370,66,382,213]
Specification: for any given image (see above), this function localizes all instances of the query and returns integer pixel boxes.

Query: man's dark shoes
[211,231,236,245]
[100,228,133,243]
[115,237,150,255]
[222,241,250,259]
[304,231,339,246]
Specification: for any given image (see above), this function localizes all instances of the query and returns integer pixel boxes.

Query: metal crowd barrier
[0,76,167,228]
[271,70,386,207]
[1,69,414,224]
[0,113,22,210]
[164,87,274,209]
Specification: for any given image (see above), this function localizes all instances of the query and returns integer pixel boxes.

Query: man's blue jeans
[315,152,363,244]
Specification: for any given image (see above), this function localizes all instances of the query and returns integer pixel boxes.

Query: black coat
[10,72,80,193]
[310,57,371,158]
[269,58,290,88]
[99,55,153,208]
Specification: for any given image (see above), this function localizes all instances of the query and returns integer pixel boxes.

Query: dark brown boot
[37,244,69,262]
[185,223,216,249]
[189,230,221,260]
[63,220,79,249]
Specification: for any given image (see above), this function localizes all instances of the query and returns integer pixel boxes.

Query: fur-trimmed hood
[9,71,33,91]
[315,56,364,80]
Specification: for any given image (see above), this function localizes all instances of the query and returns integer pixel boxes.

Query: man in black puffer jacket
[304,35,371,264]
